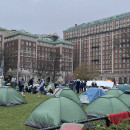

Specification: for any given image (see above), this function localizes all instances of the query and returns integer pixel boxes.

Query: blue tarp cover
[81,88,106,103]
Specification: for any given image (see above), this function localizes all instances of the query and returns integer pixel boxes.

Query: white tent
[86,80,114,88]
[19,70,30,76]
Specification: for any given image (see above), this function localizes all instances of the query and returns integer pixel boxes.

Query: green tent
[46,83,55,90]
[0,86,26,106]
[54,87,82,105]
[25,97,87,129]
[85,95,129,116]
[119,93,130,109]
[116,84,130,92]
[106,88,123,97]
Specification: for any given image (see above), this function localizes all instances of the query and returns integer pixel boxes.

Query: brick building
[3,30,73,82]
[63,12,130,84]
[0,27,10,60]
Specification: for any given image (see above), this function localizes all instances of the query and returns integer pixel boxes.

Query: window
[115,64,118,68]
[21,52,23,56]
[21,41,24,45]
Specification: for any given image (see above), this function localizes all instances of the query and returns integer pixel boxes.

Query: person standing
[19,77,25,97]
[38,79,45,97]
[76,79,80,94]
[91,81,97,88]
[72,79,77,92]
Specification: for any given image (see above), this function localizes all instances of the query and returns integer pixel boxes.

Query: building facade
[3,30,73,82]
[0,27,10,61]
[63,12,130,84]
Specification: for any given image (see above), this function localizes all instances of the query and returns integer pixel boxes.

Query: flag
[114,79,117,86]
[0,59,4,74]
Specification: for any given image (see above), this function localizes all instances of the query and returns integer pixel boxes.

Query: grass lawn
[0,92,87,130]
[0,93,51,130]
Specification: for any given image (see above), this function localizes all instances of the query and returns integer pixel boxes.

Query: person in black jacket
[76,79,80,94]
[91,81,98,87]
[28,78,34,86]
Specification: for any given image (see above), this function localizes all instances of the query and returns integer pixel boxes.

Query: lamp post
[45,71,48,84]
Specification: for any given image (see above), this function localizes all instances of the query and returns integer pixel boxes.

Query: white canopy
[86,80,114,88]
[19,70,30,76]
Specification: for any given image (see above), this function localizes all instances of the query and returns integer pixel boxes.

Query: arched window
[124,77,127,84]
[119,77,122,84]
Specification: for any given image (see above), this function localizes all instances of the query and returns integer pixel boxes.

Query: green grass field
[0,93,87,130]
[0,93,51,130]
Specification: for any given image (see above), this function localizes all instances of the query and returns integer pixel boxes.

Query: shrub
[106,118,130,130]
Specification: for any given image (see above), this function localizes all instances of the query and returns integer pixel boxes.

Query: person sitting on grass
[46,85,53,95]
[5,78,11,86]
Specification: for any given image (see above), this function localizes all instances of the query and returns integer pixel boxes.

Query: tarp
[79,88,106,104]
[107,111,130,125]
[54,87,82,105]
[106,88,123,97]
[85,95,129,116]
[86,81,114,88]
[116,84,130,92]
[60,123,86,130]
[25,97,87,129]
[0,86,26,106]
[79,95,89,104]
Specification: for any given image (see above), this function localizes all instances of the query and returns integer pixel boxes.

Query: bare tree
[73,62,99,81]
[36,49,61,82]
[3,47,18,78]
[48,49,61,82]
[36,58,48,78]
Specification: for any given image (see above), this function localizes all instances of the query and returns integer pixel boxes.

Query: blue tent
[79,88,106,104]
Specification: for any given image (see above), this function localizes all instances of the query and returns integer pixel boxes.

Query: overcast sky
[0,0,130,38]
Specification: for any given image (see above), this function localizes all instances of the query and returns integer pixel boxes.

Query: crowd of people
[69,79,87,94]
[0,76,99,97]
[0,76,67,97]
